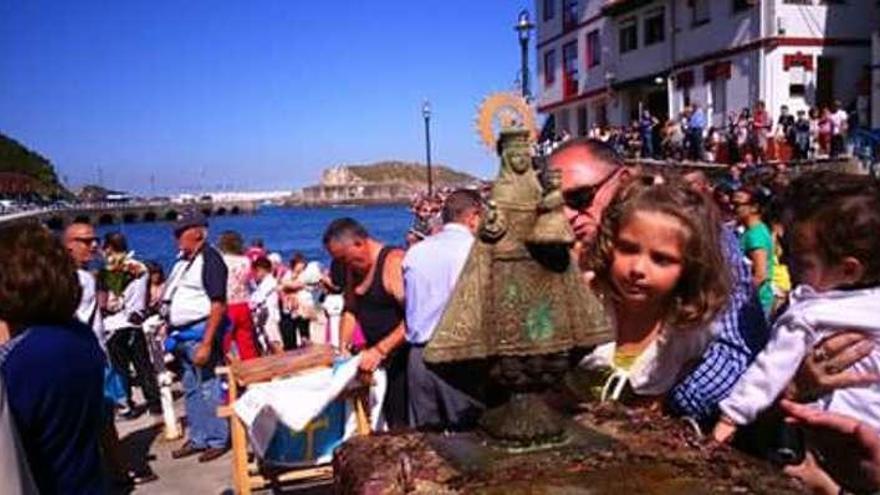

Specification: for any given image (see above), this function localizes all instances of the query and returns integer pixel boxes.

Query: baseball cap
[173,210,208,237]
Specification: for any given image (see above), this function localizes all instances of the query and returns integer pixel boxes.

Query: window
[789,62,808,98]
[563,41,579,97]
[644,8,665,45]
[586,30,601,67]
[711,78,727,124]
[595,103,608,128]
[563,0,578,30]
[577,105,588,136]
[543,0,556,21]
[557,108,571,134]
[619,19,637,53]
[732,0,753,13]
[691,0,710,26]
[544,50,557,85]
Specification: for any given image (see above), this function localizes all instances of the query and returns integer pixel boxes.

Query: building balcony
[602,0,655,16]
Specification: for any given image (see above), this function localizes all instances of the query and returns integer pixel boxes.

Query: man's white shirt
[402,223,474,345]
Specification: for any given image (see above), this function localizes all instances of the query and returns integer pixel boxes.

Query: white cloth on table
[233,355,386,457]
[720,285,880,430]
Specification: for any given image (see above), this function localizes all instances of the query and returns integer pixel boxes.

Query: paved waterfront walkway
[114,387,331,495]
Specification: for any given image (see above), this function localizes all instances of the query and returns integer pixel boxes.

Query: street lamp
[515,9,534,100]
[422,100,433,196]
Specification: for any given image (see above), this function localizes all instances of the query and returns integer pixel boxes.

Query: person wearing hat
[163,210,230,462]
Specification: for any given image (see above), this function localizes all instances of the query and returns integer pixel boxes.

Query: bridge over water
[0,199,259,229]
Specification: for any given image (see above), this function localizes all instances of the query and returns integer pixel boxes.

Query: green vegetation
[346,161,478,186]
[0,132,69,197]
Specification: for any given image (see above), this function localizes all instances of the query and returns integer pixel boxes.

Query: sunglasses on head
[562,169,618,211]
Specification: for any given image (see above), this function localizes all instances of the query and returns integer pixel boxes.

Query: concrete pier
[0,199,260,229]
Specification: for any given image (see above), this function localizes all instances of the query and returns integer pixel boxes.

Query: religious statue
[424,124,612,449]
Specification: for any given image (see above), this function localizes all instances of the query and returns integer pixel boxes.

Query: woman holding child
[714,172,880,494]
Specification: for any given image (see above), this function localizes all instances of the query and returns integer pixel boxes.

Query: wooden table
[216,345,372,494]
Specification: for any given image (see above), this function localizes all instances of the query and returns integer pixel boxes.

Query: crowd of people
[0,210,336,492]
[0,135,879,494]
[544,99,857,166]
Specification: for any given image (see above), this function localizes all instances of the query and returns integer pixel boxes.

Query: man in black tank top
[323,218,409,429]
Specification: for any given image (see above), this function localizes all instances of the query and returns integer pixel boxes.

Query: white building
[536,0,878,134]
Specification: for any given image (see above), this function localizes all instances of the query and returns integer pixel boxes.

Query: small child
[714,171,880,441]
[250,256,283,354]
[793,109,811,160]
[575,178,731,403]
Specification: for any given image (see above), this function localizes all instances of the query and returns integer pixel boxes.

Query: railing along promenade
[0,199,259,229]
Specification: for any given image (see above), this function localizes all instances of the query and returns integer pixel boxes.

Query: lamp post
[515,9,535,100]
[422,100,433,196]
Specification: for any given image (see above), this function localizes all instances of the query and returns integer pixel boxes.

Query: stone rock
[333,403,801,494]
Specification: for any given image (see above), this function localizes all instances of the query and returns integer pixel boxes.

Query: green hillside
[0,132,68,197]
[347,161,478,185]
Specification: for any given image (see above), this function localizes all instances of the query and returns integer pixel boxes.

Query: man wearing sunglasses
[64,221,105,346]
[549,138,632,248]
[65,221,151,486]
[549,139,633,245]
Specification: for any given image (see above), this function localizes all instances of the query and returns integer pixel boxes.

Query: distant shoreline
[283,197,411,208]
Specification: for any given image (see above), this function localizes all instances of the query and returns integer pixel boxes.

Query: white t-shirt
[102,273,148,333]
[165,246,228,328]
[829,109,848,136]
[75,269,105,347]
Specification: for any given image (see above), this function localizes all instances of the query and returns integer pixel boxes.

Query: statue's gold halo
[475,92,538,151]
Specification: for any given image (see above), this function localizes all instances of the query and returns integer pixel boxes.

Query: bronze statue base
[430,412,616,473]
[477,392,571,452]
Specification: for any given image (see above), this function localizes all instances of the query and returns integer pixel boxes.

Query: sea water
[95,204,412,271]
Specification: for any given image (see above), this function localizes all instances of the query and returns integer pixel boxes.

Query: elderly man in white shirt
[163,211,230,463]
[404,189,486,430]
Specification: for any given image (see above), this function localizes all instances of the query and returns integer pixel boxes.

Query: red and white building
[536,0,878,134]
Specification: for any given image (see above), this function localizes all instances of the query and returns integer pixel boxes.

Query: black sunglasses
[562,169,618,211]
[73,236,99,246]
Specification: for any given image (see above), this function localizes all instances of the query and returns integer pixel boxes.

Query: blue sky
[0,1,534,194]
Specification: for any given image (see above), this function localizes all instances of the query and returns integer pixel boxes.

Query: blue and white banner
[233,356,386,466]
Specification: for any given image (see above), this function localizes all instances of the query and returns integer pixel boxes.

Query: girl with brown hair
[574,178,731,405]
